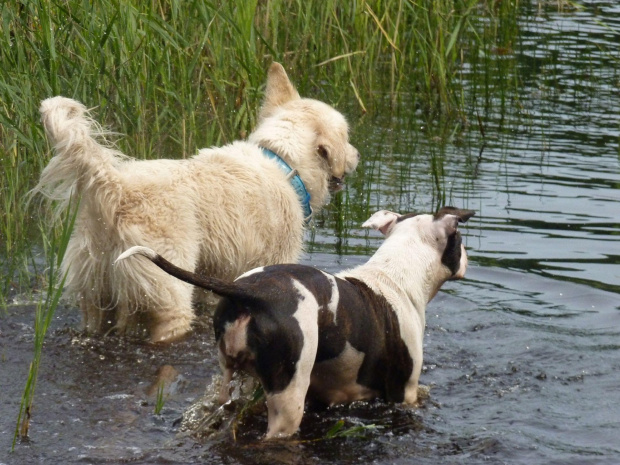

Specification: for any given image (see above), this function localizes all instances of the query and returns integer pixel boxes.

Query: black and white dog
[116,206,474,438]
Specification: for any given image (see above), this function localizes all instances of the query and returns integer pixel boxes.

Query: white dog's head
[250,63,360,210]
[362,206,475,300]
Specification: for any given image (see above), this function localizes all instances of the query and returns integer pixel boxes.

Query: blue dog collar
[260,147,313,225]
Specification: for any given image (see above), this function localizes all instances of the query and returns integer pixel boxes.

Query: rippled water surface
[2,1,619,464]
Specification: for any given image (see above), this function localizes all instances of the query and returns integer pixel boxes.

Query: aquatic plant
[154,381,167,416]
[12,200,77,447]
[324,419,380,439]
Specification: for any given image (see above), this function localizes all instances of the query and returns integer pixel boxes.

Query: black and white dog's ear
[434,207,476,224]
[362,210,402,236]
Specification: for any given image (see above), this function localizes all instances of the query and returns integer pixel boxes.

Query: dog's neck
[342,234,451,326]
[260,147,312,224]
[249,121,331,212]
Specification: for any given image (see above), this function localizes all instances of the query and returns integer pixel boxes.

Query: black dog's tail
[115,246,256,302]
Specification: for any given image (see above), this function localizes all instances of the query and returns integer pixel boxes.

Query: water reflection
[312,0,620,298]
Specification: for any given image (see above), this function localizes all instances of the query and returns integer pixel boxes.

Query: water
[2,1,619,463]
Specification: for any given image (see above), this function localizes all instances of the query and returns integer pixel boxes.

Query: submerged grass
[154,381,167,416]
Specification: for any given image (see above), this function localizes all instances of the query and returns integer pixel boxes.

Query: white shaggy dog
[34,63,359,343]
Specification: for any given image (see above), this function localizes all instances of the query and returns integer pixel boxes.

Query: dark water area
[2,1,619,464]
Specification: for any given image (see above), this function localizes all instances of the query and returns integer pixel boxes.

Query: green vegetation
[154,381,167,415]
[12,199,76,447]
[324,419,379,439]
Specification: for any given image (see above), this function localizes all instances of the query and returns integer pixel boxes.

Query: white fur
[34,63,359,343]
[234,267,265,281]
[114,246,157,263]
[320,271,339,316]
[340,212,467,404]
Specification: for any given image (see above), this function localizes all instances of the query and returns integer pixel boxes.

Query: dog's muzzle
[329,176,345,192]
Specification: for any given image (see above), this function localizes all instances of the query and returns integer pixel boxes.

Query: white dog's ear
[260,62,300,118]
[362,210,402,236]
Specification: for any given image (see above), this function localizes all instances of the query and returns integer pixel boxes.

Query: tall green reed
[12,199,77,447]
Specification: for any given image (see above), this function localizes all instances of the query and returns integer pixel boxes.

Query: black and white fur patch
[115,206,475,439]
[214,266,415,404]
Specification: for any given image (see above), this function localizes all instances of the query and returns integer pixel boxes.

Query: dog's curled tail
[40,97,95,151]
[115,246,256,303]
[34,97,125,218]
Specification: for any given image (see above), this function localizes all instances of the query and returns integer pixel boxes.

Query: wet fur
[34,63,359,343]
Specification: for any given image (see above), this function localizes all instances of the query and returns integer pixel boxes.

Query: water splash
[178,373,263,440]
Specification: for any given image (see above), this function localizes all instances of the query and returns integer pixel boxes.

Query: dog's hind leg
[113,246,196,342]
[74,272,116,335]
[218,366,234,405]
[263,327,318,438]
[147,276,195,343]
[264,383,310,439]
[78,296,104,333]
[263,283,320,439]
